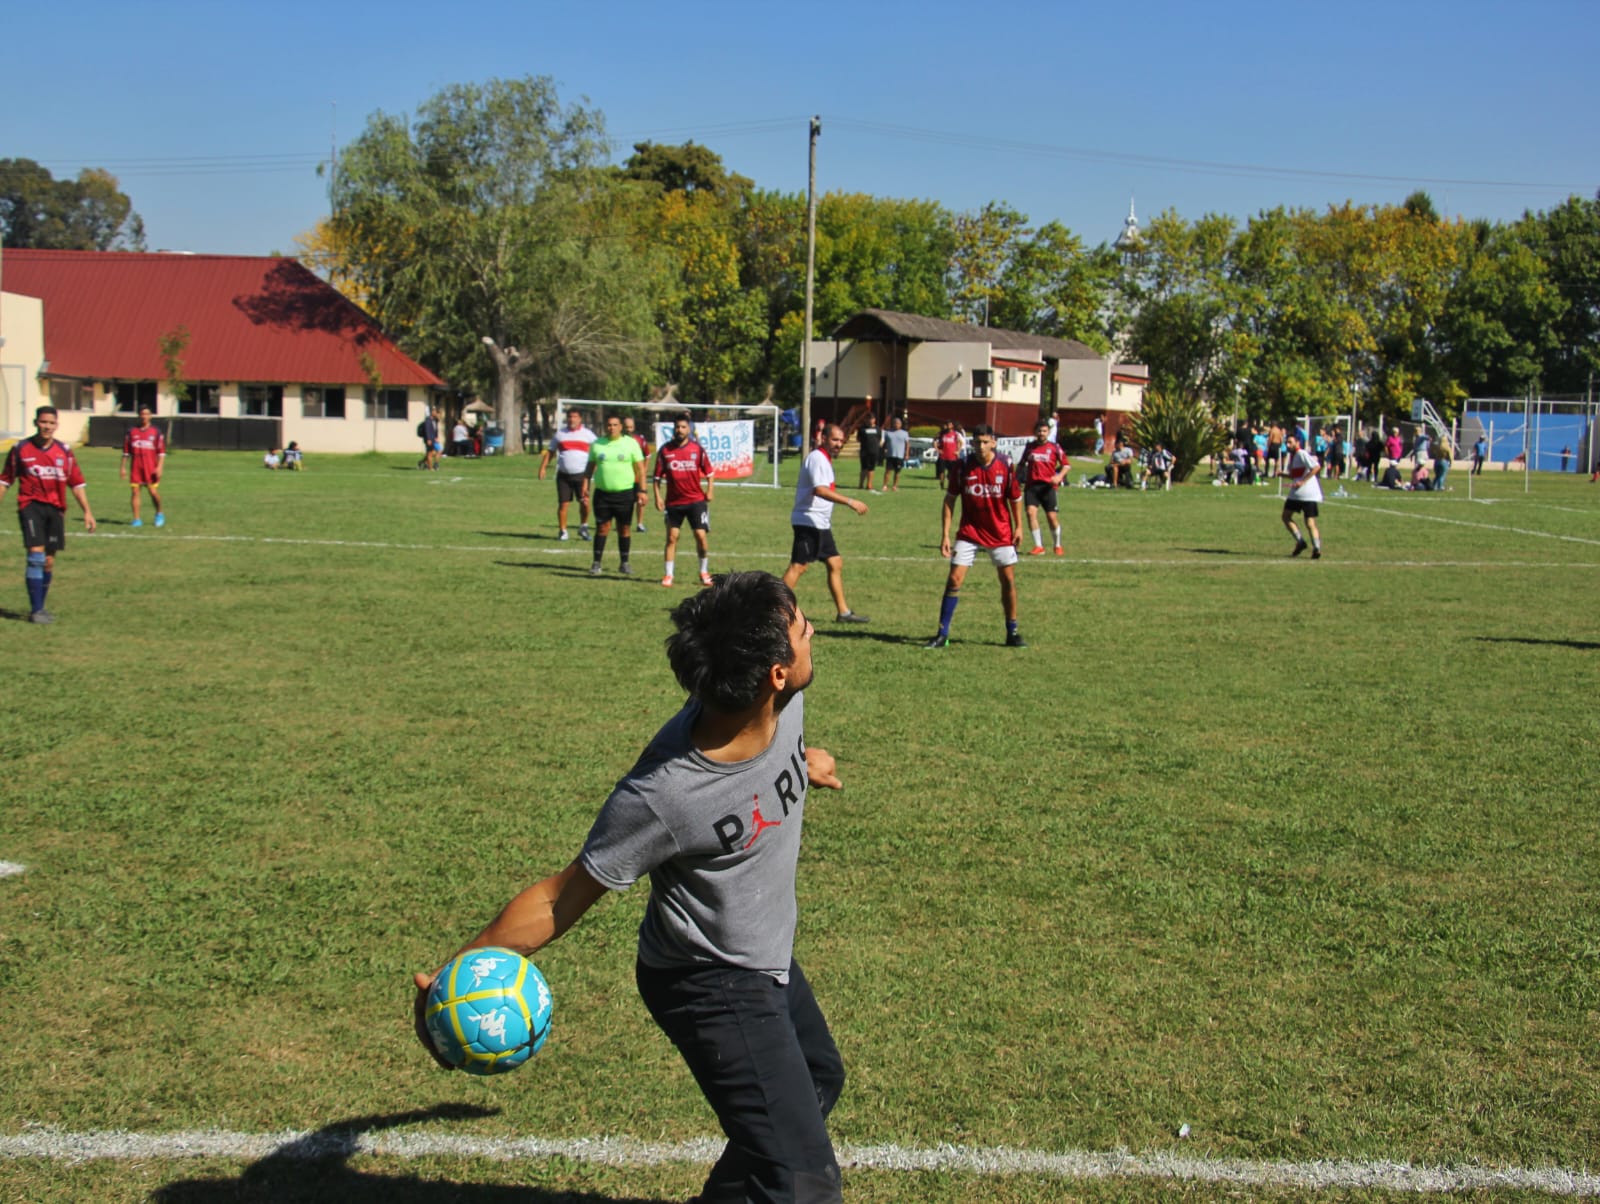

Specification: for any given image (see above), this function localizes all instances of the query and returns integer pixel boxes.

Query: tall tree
[948,201,1030,325]
[0,158,145,250]
[328,77,662,453]
[989,221,1116,351]
[1516,193,1600,394]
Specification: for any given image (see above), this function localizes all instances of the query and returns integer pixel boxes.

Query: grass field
[2,447,1597,1202]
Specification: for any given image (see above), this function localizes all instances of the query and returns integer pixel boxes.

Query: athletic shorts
[665,502,710,531]
[19,502,66,553]
[789,525,840,566]
[952,538,1018,568]
[859,450,879,471]
[557,472,588,505]
[592,488,637,526]
[1023,482,1058,513]
[129,463,161,486]
[1283,499,1320,518]
[884,457,904,472]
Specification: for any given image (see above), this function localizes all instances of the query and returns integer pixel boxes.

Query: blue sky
[8,0,1597,256]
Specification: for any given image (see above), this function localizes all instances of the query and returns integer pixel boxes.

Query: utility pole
[800,116,820,454]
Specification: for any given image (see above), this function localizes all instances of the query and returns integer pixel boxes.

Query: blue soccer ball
[424,947,553,1075]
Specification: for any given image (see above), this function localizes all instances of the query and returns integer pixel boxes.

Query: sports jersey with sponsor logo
[580,694,811,981]
[547,425,596,475]
[1019,439,1068,484]
[936,430,964,462]
[654,439,714,506]
[123,426,166,476]
[1286,448,1323,503]
[948,452,1021,547]
[588,435,645,493]
[1,438,86,511]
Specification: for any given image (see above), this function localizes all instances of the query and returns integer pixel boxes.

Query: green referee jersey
[588,435,645,492]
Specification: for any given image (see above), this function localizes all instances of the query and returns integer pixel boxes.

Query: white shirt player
[1286,448,1323,503]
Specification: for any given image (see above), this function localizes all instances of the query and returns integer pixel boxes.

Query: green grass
[2,450,1597,1201]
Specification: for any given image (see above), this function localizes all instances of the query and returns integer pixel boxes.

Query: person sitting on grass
[283,442,304,471]
[263,448,282,470]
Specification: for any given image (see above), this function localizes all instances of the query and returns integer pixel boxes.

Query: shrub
[1125,392,1230,482]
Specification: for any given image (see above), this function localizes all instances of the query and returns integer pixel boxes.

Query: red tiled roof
[2,250,443,388]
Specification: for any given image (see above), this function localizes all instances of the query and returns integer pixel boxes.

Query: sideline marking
[1,1127,1595,1195]
[81,532,1600,570]
[1324,499,1600,547]
[0,861,24,879]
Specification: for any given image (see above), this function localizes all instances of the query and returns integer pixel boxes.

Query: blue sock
[1006,619,1019,637]
[937,592,959,635]
[25,552,45,613]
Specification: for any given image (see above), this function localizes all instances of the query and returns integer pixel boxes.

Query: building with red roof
[1,250,443,453]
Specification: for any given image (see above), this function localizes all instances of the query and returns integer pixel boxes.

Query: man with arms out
[585,415,646,576]
[538,408,596,541]
[925,423,1025,649]
[784,423,870,624]
[1279,431,1324,559]
[414,572,848,1204]
[623,415,650,532]
[856,408,881,492]
[881,415,910,491]
[120,406,166,528]
[653,412,716,588]
[1019,418,1069,556]
[0,406,97,624]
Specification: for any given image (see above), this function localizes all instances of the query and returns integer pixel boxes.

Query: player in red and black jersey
[1019,418,1070,556]
[624,415,651,533]
[924,424,1025,649]
[652,413,716,588]
[120,406,167,528]
[0,406,97,624]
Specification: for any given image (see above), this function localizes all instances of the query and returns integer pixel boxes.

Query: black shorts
[884,457,904,472]
[789,525,840,566]
[1282,499,1320,518]
[1023,482,1058,513]
[593,488,637,526]
[19,502,67,553]
[665,502,710,531]
[859,450,879,471]
[557,472,588,505]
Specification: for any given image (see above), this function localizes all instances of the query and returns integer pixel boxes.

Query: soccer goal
[551,399,785,488]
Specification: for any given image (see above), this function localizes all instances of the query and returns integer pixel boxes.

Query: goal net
[551,399,784,488]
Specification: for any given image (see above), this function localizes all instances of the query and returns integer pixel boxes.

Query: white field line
[0,861,24,878]
[1321,499,1600,548]
[79,531,1600,571]
[1,1127,1595,1195]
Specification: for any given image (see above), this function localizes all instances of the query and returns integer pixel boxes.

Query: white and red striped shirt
[547,426,596,475]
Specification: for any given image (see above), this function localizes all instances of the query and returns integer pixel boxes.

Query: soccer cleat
[699,571,714,587]
[1029,546,1045,556]
[1291,540,1308,557]
[578,524,591,540]
[1054,546,1064,556]
[835,611,869,624]
[129,519,143,528]
[922,633,949,649]
[29,609,55,625]
[635,521,646,533]
[558,529,570,541]
[620,562,634,576]
[1312,548,1322,560]
[154,513,165,528]
[1005,632,1027,648]
[588,562,602,576]
[660,575,674,588]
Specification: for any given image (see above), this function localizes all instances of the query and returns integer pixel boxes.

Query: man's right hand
[413,971,458,1071]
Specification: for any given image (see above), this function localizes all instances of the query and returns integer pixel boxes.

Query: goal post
[551,399,785,489]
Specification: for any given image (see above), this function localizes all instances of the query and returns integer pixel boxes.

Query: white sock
[664,559,675,577]
[1053,528,1062,549]
[1030,526,1042,548]
[699,557,709,574]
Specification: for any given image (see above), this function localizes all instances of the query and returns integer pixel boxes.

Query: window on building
[113,381,158,413]
[48,380,91,411]
[302,386,346,419]
[365,387,409,420]
[240,384,283,417]
[177,383,221,415]
[971,369,993,400]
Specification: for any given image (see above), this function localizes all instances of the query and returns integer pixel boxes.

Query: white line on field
[78,531,1600,569]
[2,1127,1595,1196]
[0,861,25,878]
[1324,499,1600,547]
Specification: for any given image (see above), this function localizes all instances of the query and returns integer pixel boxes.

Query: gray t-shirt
[580,695,812,981]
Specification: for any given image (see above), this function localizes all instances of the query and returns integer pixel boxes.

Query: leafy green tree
[1437,219,1563,399]
[0,158,145,250]
[1515,193,1600,393]
[989,221,1116,351]
[329,77,663,453]
[948,201,1029,325]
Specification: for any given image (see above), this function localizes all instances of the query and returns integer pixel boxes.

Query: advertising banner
[653,420,754,481]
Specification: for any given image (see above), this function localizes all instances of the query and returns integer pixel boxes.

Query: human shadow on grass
[0,606,30,623]
[478,531,546,541]
[1474,635,1600,651]
[150,1102,675,1203]
[812,626,927,646]
[1175,547,1245,555]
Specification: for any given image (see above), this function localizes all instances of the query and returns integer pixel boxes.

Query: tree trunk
[496,365,524,456]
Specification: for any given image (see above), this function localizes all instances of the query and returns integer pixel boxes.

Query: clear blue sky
[9,0,1597,257]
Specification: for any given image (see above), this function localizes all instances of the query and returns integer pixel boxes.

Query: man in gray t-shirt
[414,571,848,1203]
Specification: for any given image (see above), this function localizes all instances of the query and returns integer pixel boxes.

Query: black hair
[971,423,995,438]
[35,406,59,420]
[666,571,798,712]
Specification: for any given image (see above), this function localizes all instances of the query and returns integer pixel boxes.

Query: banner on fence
[653,420,755,481]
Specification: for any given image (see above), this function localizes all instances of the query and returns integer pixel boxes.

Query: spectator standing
[420,407,443,471]
[538,409,597,541]
[451,417,471,459]
[120,405,166,528]
[783,423,869,624]
[1472,435,1488,475]
[881,416,910,491]
[0,406,96,624]
[1432,439,1452,492]
[1093,415,1105,455]
[856,410,882,492]
[923,423,1025,649]
[1385,428,1404,469]
[653,413,716,588]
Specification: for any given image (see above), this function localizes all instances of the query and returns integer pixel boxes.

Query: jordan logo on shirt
[710,732,808,855]
[744,796,782,849]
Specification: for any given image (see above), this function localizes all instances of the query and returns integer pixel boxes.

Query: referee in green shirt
[586,415,647,576]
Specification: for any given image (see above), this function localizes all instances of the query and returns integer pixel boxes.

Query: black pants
[637,959,845,1204]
